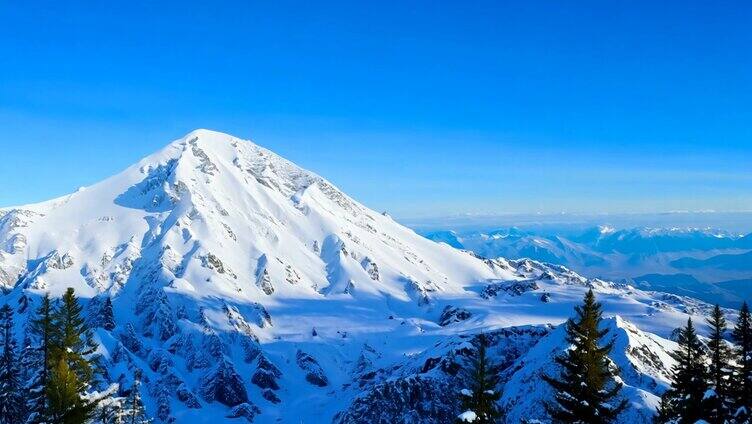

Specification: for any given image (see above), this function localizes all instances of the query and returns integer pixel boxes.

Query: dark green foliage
[705,305,733,424]
[0,304,25,424]
[456,333,502,423]
[656,318,709,423]
[543,289,627,424]
[46,288,99,423]
[732,301,752,421]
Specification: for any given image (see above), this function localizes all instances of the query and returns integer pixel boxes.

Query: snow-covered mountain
[0,130,733,423]
[425,227,752,307]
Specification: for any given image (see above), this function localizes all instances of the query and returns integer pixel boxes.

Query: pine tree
[95,397,125,424]
[456,333,502,424]
[542,289,627,424]
[19,332,43,424]
[124,370,150,424]
[101,297,116,331]
[656,317,710,423]
[732,301,752,421]
[705,305,733,423]
[0,304,25,424]
[26,293,54,424]
[47,358,93,424]
[46,288,99,423]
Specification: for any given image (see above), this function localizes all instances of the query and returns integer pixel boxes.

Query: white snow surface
[0,130,732,423]
[458,410,478,422]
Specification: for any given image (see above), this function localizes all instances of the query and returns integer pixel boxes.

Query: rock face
[335,326,552,423]
[0,130,730,423]
[481,280,540,298]
[296,350,329,387]
[438,305,472,326]
[335,376,460,424]
[250,355,281,390]
[227,403,261,422]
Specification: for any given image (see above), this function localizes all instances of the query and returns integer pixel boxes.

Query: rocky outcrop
[334,376,459,424]
[481,280,539,298]
[227,402,262,422]
[251,355,282,391]
[296,350,328,387]
[438,305,472,326]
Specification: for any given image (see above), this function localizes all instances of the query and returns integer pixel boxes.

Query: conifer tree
[456,333,502,424]
[95,397,125,424]
[46,288,99,423]
[124,370,150,424]
[0,304,25,424]
[19,332,39,420]
[543,289,627,424]
[656,318,710,423]
[47,358,93,424]
[26,294,54,424]
[101,297,116,331]
[705,305,733,423]
[732,301,752,421]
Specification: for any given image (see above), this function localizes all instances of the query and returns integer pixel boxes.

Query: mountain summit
[0,130,726,423]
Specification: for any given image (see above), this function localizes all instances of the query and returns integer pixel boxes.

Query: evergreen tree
[101,297,116,331]
[94,397,125,424]
[456,333,502,424]
[46,288,99,423]
[26,294,54,424]
[0,304,24,424]
[47,358,93,424]
[19,332,39,418]
[542,289,627,424]
[656,318,710,423]
[705,305,733,423]
[124,371,150,424]
[732,301,752,421]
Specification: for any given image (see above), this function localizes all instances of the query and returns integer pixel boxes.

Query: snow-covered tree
[543,289,627,423]
[657,317,710,423]
[0,304,25,424]
[123,371,150,424]
[705,305,733,424]
[91,384,133,424]
[456,333,501,423]
[732,301,752,422]
[200,358,248,407]
[94,396,125,424]
[26,293,54,424]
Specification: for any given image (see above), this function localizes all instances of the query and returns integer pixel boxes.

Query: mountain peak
[176,128,250,149]
[0,129,719,423]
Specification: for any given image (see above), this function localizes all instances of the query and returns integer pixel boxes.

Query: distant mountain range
[424,226,752,307]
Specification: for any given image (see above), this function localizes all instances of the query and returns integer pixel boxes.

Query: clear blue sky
[1,1,750,218]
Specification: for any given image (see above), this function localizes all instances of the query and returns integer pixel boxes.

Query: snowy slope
[0,130,732,423]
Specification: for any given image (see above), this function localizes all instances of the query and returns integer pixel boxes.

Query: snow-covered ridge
[425,224,752,307]
[0,130,729,423]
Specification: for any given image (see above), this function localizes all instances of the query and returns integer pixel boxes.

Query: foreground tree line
[2,287,750,424]
[0,288,150,424]
[456,290,752,424]
[656,302,752,424]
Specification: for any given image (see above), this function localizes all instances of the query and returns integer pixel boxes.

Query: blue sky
[1,1,750,218]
